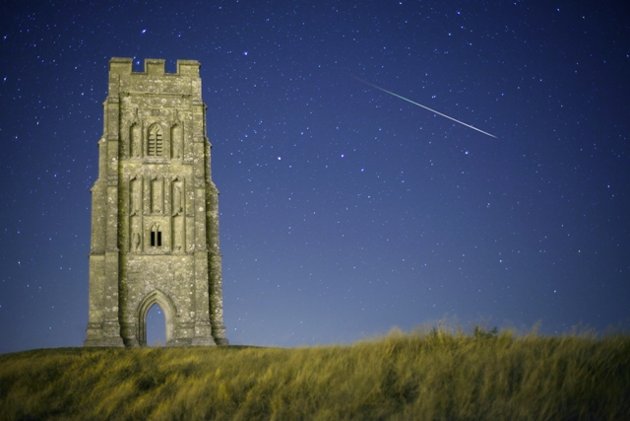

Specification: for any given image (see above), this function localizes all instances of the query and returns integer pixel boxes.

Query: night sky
[1,1,629,353]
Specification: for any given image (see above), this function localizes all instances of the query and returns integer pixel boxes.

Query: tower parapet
[108,57,200,76]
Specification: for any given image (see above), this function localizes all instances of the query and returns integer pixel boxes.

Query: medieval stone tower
[84,57,228,347]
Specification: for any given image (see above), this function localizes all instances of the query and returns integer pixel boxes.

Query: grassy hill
[1,329,629,420]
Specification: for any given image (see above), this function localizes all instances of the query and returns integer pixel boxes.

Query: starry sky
[1,1,629,353]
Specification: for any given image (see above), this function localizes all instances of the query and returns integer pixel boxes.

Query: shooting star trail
[354,77,498,139]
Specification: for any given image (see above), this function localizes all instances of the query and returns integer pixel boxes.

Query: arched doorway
[137,290,177,346]
[145,304,166,346]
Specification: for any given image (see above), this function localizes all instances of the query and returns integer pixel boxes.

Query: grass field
[1,328,629,420]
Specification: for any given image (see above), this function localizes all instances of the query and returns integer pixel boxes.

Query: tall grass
[1,329,629,420]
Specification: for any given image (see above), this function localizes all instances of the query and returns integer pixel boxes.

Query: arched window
[147,124,163,157]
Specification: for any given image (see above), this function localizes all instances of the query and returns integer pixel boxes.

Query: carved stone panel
[130,176,141,215]
[130,123,141,158]
[172,178,184,215]
[130,216,142,252]
[171,124,183,160]
[150,177,163,214]
[173,215,184,253]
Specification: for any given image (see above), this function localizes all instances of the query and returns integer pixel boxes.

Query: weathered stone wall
[85,58,227,347]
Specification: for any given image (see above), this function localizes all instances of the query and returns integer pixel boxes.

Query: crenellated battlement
[109,57,200,77]
[107,57,203,100]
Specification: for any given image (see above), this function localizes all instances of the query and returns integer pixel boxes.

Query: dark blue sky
[1,1,629,353]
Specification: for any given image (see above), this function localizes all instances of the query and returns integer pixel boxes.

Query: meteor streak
[355,77,497,139]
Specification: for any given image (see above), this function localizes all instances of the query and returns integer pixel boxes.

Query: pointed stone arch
[137,289,177,346]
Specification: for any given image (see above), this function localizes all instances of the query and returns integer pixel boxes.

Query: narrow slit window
[157,231,162,247]
[150,231,156,247]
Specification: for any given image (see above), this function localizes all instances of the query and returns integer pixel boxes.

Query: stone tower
[84,57,228,347]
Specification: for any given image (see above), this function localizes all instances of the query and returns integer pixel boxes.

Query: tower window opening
[147,125,163,157]
[150,225,162,248]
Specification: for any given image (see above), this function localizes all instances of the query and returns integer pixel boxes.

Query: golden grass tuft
[1,329,629,420]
